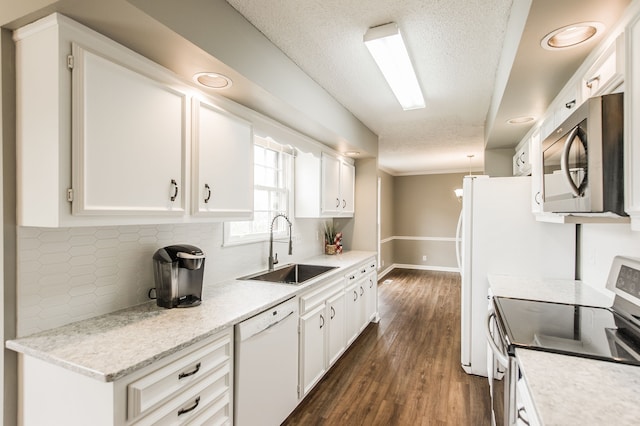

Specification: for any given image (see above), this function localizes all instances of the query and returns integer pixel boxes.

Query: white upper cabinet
[321,153,341,215]
[191,99,253,219]
[15,13,254,226]
[582,33,625,100]
[71,44,187,216]
[512,137,531,177]
[340,160,355,215]
[295,151,355,218]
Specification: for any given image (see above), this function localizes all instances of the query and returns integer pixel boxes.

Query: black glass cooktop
[493,297,640,366]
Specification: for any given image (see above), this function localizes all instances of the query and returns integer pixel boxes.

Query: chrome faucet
[269,213,293,270]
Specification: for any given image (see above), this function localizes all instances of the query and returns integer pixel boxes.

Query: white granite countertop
[489,275,640,425]
[516,348,640,425]
[488,274,613,307]
[6,251,376,382]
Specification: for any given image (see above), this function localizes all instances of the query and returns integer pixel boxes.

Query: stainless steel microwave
[541,93,625,216]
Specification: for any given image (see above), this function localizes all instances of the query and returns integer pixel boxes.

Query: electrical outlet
[422,255,427,261]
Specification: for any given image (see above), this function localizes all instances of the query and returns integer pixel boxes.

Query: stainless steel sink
[239,264,338,285]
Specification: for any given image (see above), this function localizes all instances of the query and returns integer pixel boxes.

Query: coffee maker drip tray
[176,295,202,308]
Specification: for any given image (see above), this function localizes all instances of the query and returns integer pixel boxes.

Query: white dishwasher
[235,297,299,426]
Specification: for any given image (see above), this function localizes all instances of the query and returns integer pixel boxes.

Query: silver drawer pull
[178,396,200,416]
[178,362,201,380]
[586,75,600,89]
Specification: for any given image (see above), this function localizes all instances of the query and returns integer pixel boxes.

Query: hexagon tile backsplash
[17,221,322,336]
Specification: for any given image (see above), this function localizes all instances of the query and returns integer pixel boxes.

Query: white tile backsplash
[17,220,325,336]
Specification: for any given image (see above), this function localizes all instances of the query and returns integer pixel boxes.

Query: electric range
[493,256,640,366]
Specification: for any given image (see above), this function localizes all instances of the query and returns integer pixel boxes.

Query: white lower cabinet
[19,328,233,426]
[326,290,346,367]
[298,257,377,398]
[345,280,364,346]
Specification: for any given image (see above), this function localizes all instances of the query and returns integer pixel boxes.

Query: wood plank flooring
[282,269,491,425]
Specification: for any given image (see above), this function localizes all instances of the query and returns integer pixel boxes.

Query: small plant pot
[325,244,337,255]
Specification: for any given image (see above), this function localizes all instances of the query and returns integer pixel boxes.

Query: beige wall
[378,169,394,272]
[392,173,465,270]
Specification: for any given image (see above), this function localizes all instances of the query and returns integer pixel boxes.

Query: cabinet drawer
[128,333,231,421]
[299,277,343,314]
[366,259,377,273]
[133,362,231,425]
[185,393,231,426]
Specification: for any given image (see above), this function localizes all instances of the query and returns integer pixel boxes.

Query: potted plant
[323,221,337,255]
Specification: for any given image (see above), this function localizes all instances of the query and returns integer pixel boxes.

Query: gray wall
[384,172,465,272]
[378,169,394,273]
[484,148,515,177]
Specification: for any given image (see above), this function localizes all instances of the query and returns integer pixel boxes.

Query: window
[224,136,294,245]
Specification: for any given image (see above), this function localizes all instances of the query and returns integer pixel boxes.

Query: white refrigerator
[457,175,576,377]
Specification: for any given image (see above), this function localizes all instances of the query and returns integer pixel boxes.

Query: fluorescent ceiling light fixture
[193,72,233,89]
[541,22,604,50]
[364,22,425,110]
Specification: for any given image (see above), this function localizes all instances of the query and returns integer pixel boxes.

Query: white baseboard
[379,263,461,278]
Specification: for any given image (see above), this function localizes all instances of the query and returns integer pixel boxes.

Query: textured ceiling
[226,0,513,174]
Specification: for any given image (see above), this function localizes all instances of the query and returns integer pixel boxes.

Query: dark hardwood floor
[283,269,491,425]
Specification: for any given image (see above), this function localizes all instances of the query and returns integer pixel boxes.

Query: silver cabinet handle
[342,199,346,208]
[535,191,542,205]
[319,314,325,329]
[353,290,358,301]
[204,183,211,203]
[360,286,364,296]
[170,179,179,201]
[565,99,576,109]
[330,306,336,319]
[586,75,600,89]
[369,278,374,288]
[335,198,340,208]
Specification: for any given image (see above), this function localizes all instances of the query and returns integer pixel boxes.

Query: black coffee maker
[151,244,205,308]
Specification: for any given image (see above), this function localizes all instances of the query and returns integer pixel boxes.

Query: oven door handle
[486,309,509,367]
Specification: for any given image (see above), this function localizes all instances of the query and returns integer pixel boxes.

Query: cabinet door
[192,99,253,218]
[340,161,355,215]
[321,153,341,215]
[364,273,378,324]
[345,283,362,346]
[529,131,543,213]
[326,291,346,367]
[299,304,327,396]
[71,44,186,215]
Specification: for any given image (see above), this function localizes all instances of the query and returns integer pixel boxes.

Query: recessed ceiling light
[193,72,233,89]
[344,151,360,157]
[541,22,605,50]
[507,116,535,125]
